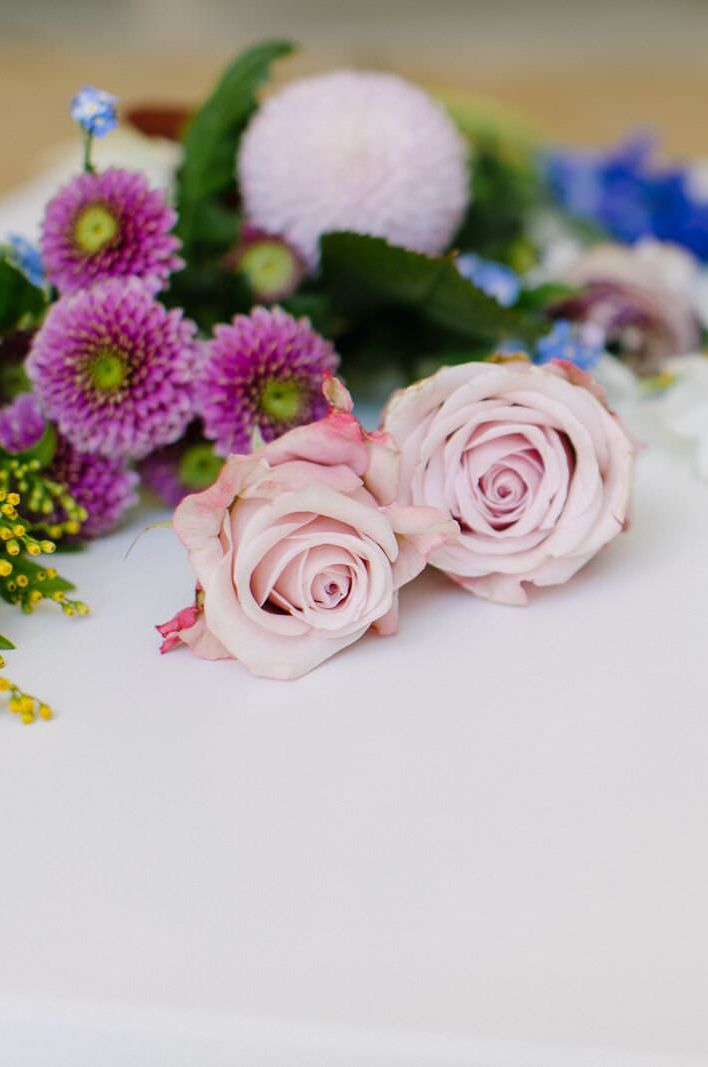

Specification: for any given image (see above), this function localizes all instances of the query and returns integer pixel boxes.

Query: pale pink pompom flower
[237,70,470,271]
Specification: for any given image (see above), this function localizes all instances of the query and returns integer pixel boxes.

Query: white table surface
[1,152,708,1067]
[0,441,707,1067]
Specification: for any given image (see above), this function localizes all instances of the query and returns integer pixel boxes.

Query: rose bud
[223,225,306,303]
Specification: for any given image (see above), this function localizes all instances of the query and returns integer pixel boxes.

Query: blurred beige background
[2,0,708,192]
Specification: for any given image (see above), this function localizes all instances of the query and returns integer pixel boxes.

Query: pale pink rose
[383,358,635,606]
[160,380,457,679]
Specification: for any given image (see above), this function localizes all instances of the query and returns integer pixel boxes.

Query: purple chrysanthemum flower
[26,279,200,460]
[197,306,339,456]
[48,436,139,539]
[139,432,224,508]
[41,168,183,295]
[0,393,46,453]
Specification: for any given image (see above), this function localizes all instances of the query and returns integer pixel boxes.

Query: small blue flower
[496,338,526,356]
[70,86,118,137]
[534,319,605,372]
[457,253,521,307]
[5,233,44,287]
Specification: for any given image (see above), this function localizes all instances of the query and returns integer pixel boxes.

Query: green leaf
[280,291,346,339]
[12,423,57,469]
[0,259,46,335]
[0,633,15,651]
[455,142,541,264]
[176,40,294,251]
[516,282,579,314]
[13,556,75,594]
[319,233,543,345]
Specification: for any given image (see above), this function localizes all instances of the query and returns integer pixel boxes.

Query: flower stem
[82,130,95,173]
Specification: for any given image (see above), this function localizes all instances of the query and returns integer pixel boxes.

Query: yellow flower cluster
[0,480,89,725]
[0,667,53,725]
[0,489,89,618]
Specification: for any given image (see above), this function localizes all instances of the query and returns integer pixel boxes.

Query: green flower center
[260,378,303,422]
[89,347,127,392]
[239,241,296,298]
[74,203,119,254]
[178,444,224,491]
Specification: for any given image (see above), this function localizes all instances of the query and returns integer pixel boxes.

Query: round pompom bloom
[26,279,200,460]
[0,393,46,453]
[40,168,183,294]
[197,306,339,456]
[139,433,224,508]
[48,436,139,539]
[237,70,470,270]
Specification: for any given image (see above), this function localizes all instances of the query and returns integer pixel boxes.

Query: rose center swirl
[309,565,352,609]
[454,438,545,533]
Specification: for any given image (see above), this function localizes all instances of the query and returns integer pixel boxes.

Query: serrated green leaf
[0,633,15,650]
[319,233,543,345]
[176,40,294,251]
[0,259,46,335]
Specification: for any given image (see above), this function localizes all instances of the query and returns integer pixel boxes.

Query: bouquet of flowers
[3,39,707,696]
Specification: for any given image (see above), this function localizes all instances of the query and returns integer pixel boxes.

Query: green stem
[82,130,95,173]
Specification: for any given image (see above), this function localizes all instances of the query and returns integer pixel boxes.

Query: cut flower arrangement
[2,40,708,695]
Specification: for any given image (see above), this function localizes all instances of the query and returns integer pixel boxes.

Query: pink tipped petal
[322,374,354,413]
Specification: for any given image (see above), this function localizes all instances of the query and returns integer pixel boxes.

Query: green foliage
[455,141,542,266]
[319,233,535,339]
[0,258,46,335]
[170,41,294,327]
[516,282,579,314]
[175,40,294,259]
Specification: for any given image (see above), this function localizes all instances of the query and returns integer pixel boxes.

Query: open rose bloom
[384,358,635,606]
[159,379,456,679]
